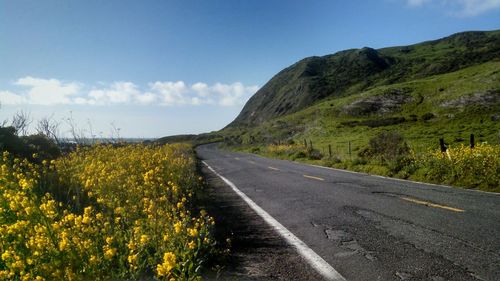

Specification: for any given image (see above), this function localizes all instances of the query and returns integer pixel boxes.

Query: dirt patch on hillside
[343,88,414,116]
[440,89,499,108]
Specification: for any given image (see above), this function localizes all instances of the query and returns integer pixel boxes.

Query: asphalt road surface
[197,143,500,281]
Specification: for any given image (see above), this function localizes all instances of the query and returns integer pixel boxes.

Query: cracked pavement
[197,144,500,281]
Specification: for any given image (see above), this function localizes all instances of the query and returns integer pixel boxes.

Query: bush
[292,150,307,160]
[0,127,61,162]
[307,148,323,160]
[250,147,261,153]
[23,134,61,161]
[323,156,342,167]
[352,158,367,165]
[0,126,25,157]
[388,155,417,177]
[362,131,410,163]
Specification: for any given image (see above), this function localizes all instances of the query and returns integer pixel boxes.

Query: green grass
[222,61,500,191]
[229,30,500,127]
[224,61,500,156]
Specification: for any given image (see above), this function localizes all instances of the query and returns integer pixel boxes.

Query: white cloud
[136,92,157,105]
[191,82,210,97]
[0,76,259,107]
[150,81,188,106]
[148,80,259,106]
[211,82,259,106]
[0,91,26,105]
[405,0,500,16]
[193,82,260,106]
[15,76,80,105]
[88,82,141,105]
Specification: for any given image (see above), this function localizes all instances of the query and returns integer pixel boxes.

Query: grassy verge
[0,144,219,280]
[228,140,500,193]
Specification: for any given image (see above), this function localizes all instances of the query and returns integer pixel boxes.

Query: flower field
[0,144,215,280]
[417,143,500,192]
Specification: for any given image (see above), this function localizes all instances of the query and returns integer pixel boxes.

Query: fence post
[309,140,313,150]
[470,134,475,149]
[304,139,307,148]
[439,138,447,152]
[348,141,352,159]
[328,144,332,158]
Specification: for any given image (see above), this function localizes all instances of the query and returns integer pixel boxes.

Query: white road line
[202,161,347,281]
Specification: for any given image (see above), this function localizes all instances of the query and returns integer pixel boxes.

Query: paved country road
[196,143,500,281]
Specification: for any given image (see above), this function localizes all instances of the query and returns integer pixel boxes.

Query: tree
[11,110,32,136]
[36,115,61,145]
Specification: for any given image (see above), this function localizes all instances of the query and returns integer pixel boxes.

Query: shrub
[23,134,61,161]
[307,149,323,160]
[363,131,410,163]
[352,158,367,165]
[292,150,307,160]
[0,126,25,157]
[323,156,342,167]
[0,127,60,162]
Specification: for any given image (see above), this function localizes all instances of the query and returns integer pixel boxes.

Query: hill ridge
[228,29,500,127]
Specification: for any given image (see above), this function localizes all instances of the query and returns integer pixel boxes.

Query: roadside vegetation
[220,59,500,193]
[0,143,218,280]
[230,134,500,193]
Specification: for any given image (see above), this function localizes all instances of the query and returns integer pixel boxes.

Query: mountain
[228,30,500,127]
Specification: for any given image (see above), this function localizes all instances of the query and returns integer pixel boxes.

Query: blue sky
[1,0,499,138]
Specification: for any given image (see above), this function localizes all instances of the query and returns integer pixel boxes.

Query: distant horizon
[1,0,500,137]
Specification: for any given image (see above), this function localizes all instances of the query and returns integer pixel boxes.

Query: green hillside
[228,30,500,127]
[223,60,500,153]
[221,58,500,191]
[160,30,500,191]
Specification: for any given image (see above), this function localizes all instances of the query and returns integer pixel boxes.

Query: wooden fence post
[309,140,313,150]
[304,139,307,148]
[470,134,475,149]
[439,138,447,152]
[348,141,352,158]
[328,144,332,158]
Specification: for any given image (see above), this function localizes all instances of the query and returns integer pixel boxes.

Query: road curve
[197,144,500,281]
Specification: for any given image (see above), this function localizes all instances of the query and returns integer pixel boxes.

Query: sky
[1,0,499,138]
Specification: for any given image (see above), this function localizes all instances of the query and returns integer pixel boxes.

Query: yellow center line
[268,166,280,171]
[303,175,325,181]
[400,197,464,213]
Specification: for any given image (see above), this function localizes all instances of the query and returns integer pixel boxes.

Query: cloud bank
[405,0,500,16]
[1,77,259,107]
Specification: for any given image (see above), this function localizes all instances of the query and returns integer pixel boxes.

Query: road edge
[238,150,499,196]
[202,160,347,281]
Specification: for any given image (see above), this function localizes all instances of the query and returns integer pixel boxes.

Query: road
[197,144,500,281]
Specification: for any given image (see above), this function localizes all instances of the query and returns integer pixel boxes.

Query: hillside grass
[230,30,500,126]
[222,61,500,192]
